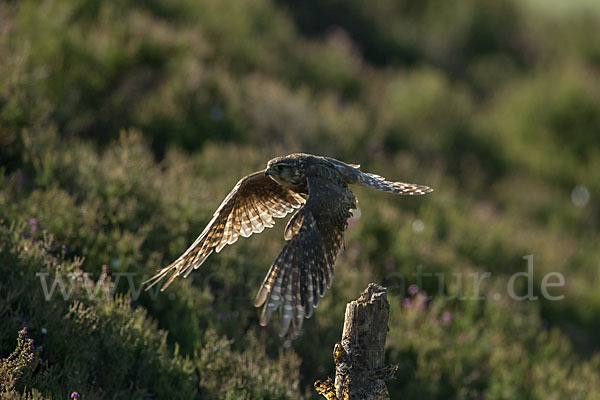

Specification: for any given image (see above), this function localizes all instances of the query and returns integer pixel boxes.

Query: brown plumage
[144,153,432,339]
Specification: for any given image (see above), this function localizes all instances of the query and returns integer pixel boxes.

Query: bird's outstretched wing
[323,156,433,195]
[356,171,433,195]
[255,164,355,339]
[144,171,305,291]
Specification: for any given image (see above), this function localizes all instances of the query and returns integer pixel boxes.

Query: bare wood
[315,283,398,400]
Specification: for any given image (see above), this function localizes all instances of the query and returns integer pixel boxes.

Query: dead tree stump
[315,283,398,400]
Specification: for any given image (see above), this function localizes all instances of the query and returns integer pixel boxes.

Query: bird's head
[265,156,304,188]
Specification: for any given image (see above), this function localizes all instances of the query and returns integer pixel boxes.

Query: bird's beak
[265,168,273,176]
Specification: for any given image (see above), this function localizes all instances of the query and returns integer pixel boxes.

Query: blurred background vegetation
[1,0,600,398]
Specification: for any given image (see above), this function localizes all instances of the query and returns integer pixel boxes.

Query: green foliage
[0,222,301,398]
[196,331,300,400]
[389,289,600,398]
[1,0,600,398]
[1,328,39,396]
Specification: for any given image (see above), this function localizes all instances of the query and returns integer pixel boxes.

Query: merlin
[145,154,432,339]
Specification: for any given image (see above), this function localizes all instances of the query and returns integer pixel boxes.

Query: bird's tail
[357,172,433,195]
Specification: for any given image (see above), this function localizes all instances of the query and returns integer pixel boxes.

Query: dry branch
[315,283,398,400]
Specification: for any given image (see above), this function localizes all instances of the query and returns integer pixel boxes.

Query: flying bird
[144,154,432,339]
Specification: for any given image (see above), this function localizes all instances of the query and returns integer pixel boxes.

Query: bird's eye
[275,164,283,171]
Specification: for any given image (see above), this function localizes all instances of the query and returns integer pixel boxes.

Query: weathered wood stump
[315,283,398,400]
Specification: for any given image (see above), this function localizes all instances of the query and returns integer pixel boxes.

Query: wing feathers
[144,171,304,291]
[239,204,253,237]
[255,166,355,339]
[255,198,275,227]
[284,209,305,241]
[357,172,433,195]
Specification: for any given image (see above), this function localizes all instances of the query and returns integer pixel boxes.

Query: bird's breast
[287,178,308,194]
[270,174,307,194]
